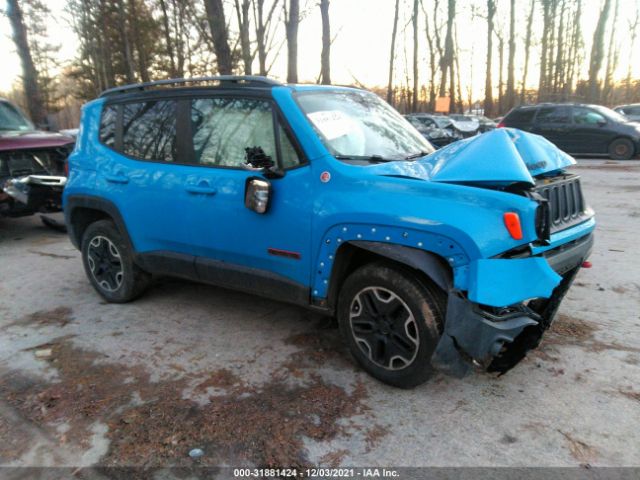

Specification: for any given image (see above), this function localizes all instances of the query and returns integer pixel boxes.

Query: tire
[81,219,151,303]
[337,262,446,388]
[608,138,635,160]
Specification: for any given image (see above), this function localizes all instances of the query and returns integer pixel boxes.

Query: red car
[0,98,74,218]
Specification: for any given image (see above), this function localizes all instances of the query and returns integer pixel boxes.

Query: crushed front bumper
[1,175,66,217]
[432,232,593,378]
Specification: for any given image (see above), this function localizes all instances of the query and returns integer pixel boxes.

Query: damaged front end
[423,129,596,377]
[0,147,71,218]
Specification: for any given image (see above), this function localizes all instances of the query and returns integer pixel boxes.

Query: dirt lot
[1,159,639,474]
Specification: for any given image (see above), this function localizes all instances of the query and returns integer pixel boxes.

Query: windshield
[432,116,452,128]
[590,105,629,123]
[296,90,434,161]
[0,101,34,131]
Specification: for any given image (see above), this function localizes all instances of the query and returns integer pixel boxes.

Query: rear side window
[99,105,118,147]
[535,106,571,124]
[122,100,177,162]
[504,108,536,124]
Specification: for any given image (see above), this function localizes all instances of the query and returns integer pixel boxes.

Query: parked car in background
[614,104,640,123]
[500,103,640,160]
[447,114,481,137]
[0,98,74,218]
[404,114,457,148]
[65,76,594,388]
[468,114,497,132]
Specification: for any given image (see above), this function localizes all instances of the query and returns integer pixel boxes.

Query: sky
[1,0,639,100]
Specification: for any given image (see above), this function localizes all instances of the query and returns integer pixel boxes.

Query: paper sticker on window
[307,110,358,141]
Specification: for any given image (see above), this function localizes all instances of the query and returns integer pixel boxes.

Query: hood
[369,128,575,186]
[0,130,75,152]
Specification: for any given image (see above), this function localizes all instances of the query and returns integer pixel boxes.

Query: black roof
[99,76,282,98]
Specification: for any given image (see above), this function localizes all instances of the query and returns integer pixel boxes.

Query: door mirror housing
[245,177,272,214]
[243,146,283,179]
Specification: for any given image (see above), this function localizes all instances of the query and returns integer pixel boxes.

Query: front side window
[296,90,434,161]
[573,107,606,125]
[535,106,571,124]
[122,100,176,162]
[191,97,279,168]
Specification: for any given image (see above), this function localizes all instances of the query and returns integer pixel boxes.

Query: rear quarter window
[99,105,118,147]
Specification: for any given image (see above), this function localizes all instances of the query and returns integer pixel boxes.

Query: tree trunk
[116,0,135,83]
[234,0,252,74]
[520,0,534,103]
[505,0,516,110]
[159,0,177,77]
[587,0,612,103]
[6,0,46,126]
[204,0,234,74]
[484,0,495,117]
[439,0,455,100]
[497,32,504,113]
[128,0,150,82]
[387,0,400,105]
[412,0,419,111]
[602,0,619,103]
[285,0,299,83]
[538,0,551,102]
[319,0,331,84]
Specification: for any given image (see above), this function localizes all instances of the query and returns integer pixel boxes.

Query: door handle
[185,183,217,195]
[105,174,129,184]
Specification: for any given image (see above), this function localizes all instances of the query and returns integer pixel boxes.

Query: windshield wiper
[334,154,395,163]
[404,151,431,160]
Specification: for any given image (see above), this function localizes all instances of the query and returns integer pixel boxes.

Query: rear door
[531,106,574,151]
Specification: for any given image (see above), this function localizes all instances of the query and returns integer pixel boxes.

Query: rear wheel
[337,262,446,388]
[608,138,634,160]
[81,220,151,303]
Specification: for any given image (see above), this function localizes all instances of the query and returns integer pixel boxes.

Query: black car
[404,114,458,148]
[500,103,640,160]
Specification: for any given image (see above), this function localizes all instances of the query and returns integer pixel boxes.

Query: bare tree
[505,0,516,110]
[625,4,639,101]
[386,0,400,105]
[253,0,281,76]
[234,0,252,74]
[319,0,331,84]
[439,0,455,111]
[412,0,419,110]
[484,0,496,117]
[6,0,46,125]
[203,0,234,74]
[520,0,534,103]
[284,0,299,82]
[602,0,619,103]
[587,0,612,102]
[538,0,551,101]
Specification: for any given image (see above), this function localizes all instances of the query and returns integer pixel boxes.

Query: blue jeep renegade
[64,76,595,388]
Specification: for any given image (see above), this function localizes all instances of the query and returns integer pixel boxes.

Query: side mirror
[245,177,271,214]
[597,118,607,127]
[243,146,283,179]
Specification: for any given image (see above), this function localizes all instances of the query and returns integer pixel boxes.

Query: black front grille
[533,175,587,233]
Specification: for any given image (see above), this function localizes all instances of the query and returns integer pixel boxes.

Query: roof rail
[99,75,282,98]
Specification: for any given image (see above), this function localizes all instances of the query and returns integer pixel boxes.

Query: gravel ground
[0,159,639,474]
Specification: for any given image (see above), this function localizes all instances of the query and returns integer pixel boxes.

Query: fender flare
[349,241,453,291]
[314,223,469,301]
[64,194,133,251]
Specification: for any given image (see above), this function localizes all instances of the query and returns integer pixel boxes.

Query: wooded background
[2,0,640,129]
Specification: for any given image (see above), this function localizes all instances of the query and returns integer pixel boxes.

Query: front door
[181,95,313,301]
[570,106,611,154]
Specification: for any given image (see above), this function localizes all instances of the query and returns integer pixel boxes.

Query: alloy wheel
[87,235,124,292]
[349,286,419,370]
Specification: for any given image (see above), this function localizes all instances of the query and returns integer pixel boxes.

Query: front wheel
[81,219,151,303]
[337,262,446,388]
